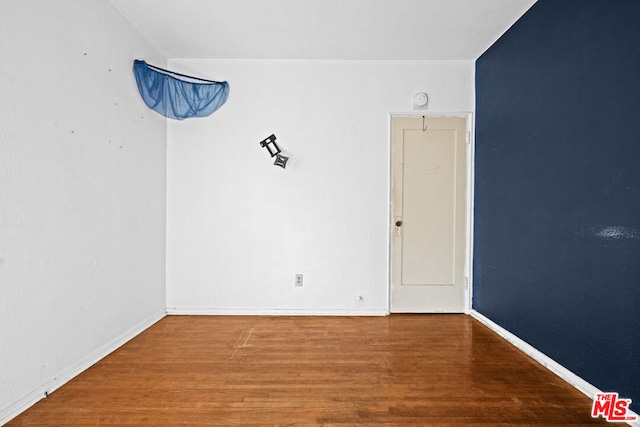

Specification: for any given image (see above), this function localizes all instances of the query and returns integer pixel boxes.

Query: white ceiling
[108,0,536,60]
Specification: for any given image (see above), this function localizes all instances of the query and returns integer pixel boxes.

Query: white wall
[0,1,167,421]
[167,59,473,314]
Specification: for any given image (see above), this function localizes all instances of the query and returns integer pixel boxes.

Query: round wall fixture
[413,92,429,107]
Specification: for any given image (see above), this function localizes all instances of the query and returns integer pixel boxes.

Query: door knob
[395,220,403,227]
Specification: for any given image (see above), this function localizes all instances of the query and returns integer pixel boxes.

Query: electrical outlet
[295,274,303,287]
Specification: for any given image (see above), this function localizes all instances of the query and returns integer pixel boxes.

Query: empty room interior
[1,0,639,425]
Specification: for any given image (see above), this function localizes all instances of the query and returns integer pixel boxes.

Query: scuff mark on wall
[604,169,626,195]
[592,226,640,240]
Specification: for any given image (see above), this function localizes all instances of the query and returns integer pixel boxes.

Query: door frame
[388,112,475,313]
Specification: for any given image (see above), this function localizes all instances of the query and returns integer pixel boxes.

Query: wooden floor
[7,315,619,426]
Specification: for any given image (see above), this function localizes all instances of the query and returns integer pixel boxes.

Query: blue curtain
[133,60,229,120]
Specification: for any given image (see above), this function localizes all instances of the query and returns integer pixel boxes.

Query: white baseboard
[166,307,389,316]
[469,310,639,427]
[0,309,167,426]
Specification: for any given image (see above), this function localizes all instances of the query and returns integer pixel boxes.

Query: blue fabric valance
[133,60,229,120]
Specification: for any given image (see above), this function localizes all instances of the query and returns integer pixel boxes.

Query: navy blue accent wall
[474,0,640,412]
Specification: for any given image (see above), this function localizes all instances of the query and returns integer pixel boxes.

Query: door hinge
[466,131,470,144]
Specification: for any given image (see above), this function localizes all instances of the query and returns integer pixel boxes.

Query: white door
[390,116,468,312]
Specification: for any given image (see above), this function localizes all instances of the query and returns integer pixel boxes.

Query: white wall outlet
[295,274,303,287]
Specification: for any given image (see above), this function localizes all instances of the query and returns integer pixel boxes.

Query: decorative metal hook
[259,134,289,169]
